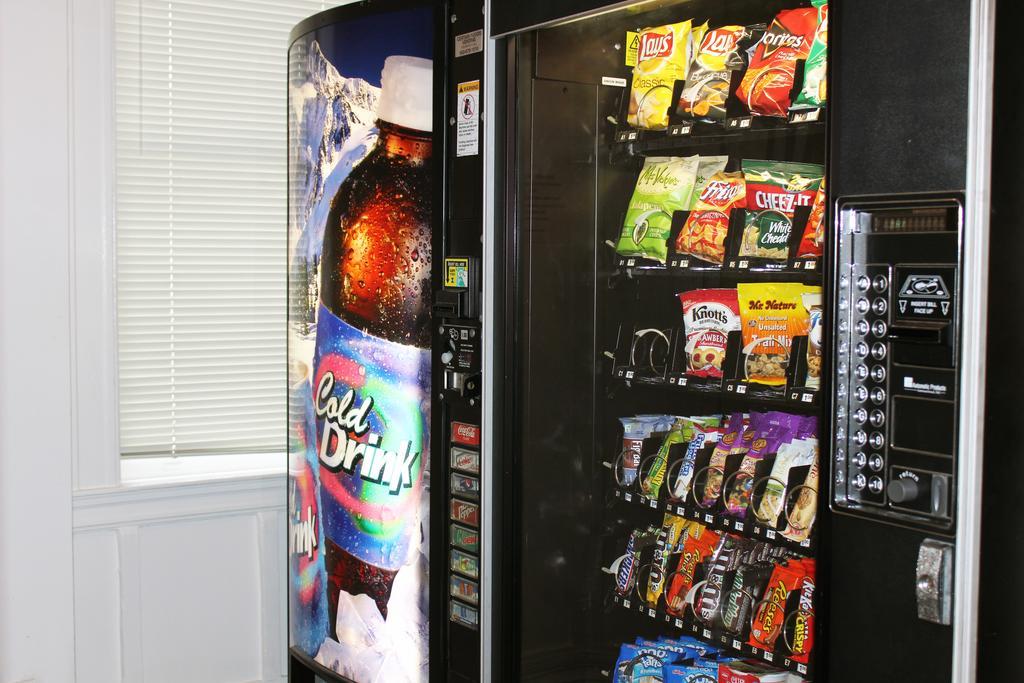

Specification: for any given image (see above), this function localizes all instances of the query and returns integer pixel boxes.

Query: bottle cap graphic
[377,55,433,132]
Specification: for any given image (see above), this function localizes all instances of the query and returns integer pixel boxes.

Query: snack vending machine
[286,0,486,681]
[482,0,993,681]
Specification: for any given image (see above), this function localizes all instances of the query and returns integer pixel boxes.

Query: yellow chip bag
[627,21,706,130]
[737,283,817,386]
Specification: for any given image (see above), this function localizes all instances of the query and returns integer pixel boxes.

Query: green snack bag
[794,0,828,109]
[739,159,824,262]
[617,156,700,263]
[641,417,690,498]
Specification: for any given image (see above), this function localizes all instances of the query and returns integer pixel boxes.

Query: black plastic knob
[887,478,920,503]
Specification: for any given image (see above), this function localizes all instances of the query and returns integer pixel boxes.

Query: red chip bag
[797,177,827,258]
[737,8,818,117]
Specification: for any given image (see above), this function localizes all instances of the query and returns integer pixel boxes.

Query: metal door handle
[916,538,953,625]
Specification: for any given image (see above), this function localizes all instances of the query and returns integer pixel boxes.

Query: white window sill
[120,451,287,487]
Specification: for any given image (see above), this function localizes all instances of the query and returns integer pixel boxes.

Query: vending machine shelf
[608,593,814,678]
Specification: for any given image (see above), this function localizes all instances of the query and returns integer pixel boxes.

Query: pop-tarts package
[614,642,674,682]
[663,662,719,683]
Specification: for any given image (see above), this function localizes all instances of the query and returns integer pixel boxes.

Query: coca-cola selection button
[868,476,884,494]
[871,298,888,315]
[869,432,885,449]
[870,365,887,382]
[451,421,481,447]
[868,454,884,472]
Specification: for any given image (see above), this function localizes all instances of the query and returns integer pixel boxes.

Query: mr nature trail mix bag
[794,0,829,110]
[740,160,824,262]
[627,21,707,130]
[617,156,699,263]
[736,7,818,118]
[737,283,819,386]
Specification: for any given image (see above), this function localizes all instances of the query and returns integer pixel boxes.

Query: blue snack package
[674,636,721,659]
[663,662,719,683]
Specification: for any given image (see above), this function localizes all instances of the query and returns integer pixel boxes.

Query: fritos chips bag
[794,0,828,110]
[627,21,706,130]
[796,177,827,258]
[737,283,816,386]
[617,155,700,263]
[736,7,818,118]
[740,160,824,262]
[676,170,746,264]
[678,25,750,123]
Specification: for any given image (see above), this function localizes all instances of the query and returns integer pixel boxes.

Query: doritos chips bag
[617,156,700,263]
[736,8,818,118]
[628,21,707,130]
[794,0,828,110]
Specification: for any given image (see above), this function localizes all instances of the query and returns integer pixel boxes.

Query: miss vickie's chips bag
[617,155,699,264]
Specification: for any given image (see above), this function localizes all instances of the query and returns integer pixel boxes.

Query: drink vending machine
[287,0,1012,681]
[287,0,486,681]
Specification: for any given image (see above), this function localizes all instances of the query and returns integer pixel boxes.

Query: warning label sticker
[456,80,479,157]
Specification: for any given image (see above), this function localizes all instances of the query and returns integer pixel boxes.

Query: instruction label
[456,80,480,157]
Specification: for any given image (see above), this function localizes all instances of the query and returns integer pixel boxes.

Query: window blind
[115,0,332,456]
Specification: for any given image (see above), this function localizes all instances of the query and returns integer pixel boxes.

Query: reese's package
[628,21,707,130]
[618,156,700,263]
[794,0,829,110]
[740,160,824,262]
[748,558,813,651]
[678,288,741,379]
[678,25,755,123]
[737,283,817,386]
[676,171,746,265]
[736,7,818,118]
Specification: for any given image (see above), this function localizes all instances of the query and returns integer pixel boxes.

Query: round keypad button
[871,343,887,360]
[869,432,885,449]
[853,430,867,446]
[853,408,868,424]
[855,364,869,380]
[856,320,869,335]
[854,386,868,402]
[870,387,886,405]
[871,365,886,382]
[852,473,867,491]
[868,476,884,494]
[856,298,870,314]
[855,342,869,358]
[868,454,884,472]
[851,452,866,468]
[873,275,888,292]
[872,320,887,338]
[869,410,885,427]
[872,298,888,315]
[856,275,870,291]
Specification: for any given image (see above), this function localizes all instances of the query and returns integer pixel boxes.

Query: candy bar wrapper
[720,561,774,635]
[793,0,828,110]
[615,526,660,596]
[695,535,751,626]
[724,414,798,517]
[671,422,722,502]
[647,514,693,604]
[620,416,659,487]
[748,559,810,649]
[755,437,817,527]
[803,291,823,389]
[665,526,720,616]
[789,561,816,664]
[782,457,819,542]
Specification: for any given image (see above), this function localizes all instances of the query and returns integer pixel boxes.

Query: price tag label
[766,529,777,539]
[667,123,693,136]
[648,608,656,618]
[702,629,712,639]
[649,499,658,509]
[625,370,634,379]
[739,260,750,269]
[679,377,688,386]
[626,258,636,267]
[732,639,742,650]
[624,493,633,502]
[737,385,747,395]
[798,664,808,674]
[735,521,744,532]
[804,260,817,270]
[764,652,774,662]
[802,392,814,403]
[704,513,713,524]
[676,506,685,515]
[801,539,811,547]
[624,599,631,609]
[674,618,683,628]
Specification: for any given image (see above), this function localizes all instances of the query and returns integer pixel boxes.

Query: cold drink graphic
[312,55,433,633]
[288,359,329,656]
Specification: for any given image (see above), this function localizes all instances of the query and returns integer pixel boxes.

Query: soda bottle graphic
[312,55,433,635]
[288,358,329,656]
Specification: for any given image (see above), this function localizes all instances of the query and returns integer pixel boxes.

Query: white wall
[0,1,77,681]
[0,1,289,681]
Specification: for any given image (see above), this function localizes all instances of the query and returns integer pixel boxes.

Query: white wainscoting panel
[73,473,287,683]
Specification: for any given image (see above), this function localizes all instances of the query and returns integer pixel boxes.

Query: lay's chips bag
[627,21,707,130]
